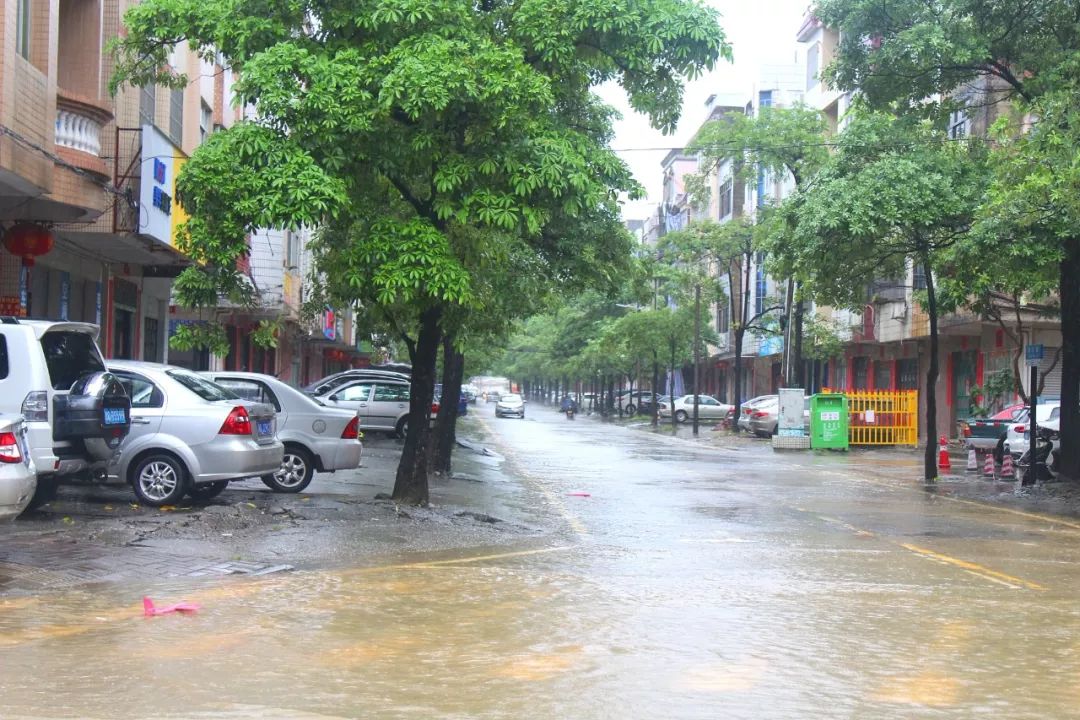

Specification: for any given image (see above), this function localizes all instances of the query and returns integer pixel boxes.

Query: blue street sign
[1025,344,1044,362]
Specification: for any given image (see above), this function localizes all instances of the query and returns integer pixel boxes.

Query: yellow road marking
[342,545,574,575]
[900,543,1046,591]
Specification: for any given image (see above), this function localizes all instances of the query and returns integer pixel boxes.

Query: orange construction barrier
[846,390,918,446]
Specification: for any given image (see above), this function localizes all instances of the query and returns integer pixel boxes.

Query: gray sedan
[206,372,362,493]
[107,361,284,506]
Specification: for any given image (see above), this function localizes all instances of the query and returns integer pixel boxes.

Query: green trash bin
[810,394,849,450]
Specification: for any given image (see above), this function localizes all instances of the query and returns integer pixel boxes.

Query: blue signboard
[59,272,70,321]
[758,335,784,357]
[1025,344,1044,362]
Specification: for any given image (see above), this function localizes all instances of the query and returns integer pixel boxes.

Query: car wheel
[675,410,689,423]
[395,416,409,439]
[130,453,188,507]
[625,404,636,416]
[25,475,59,511]
[189,480,228,502]
[993,436,1006,464]
[261,445,314,493]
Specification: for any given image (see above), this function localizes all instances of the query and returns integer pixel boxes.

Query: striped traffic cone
[983,452,996,478]
[1000,453,1015,479]
[938,436,952,472]
[966,448,978,472]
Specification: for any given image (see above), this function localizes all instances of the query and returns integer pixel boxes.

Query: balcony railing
[54,89,113,159]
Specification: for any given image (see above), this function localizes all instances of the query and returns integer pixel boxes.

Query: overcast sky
[598,0,811,222]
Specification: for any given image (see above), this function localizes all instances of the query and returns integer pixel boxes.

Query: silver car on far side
[0,414,36,519]
[206,372,362,493]
[106,362,283,506]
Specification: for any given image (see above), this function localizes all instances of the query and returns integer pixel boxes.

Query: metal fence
[847,390,918,446]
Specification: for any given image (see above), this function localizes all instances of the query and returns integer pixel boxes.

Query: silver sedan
[107,361,284,506]
[205,372,362,493]
[0,414,36,519]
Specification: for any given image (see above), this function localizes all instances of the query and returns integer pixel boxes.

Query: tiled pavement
[0,535,292,592]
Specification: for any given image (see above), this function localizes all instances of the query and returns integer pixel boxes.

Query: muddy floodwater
[3,407,1080,718]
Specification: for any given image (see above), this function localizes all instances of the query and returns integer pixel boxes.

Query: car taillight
[1014,425,1025,434]
[0,432,21,463]
[431,402,440,414]
[961,424,971,437]
[341,416,360,440]
[752,410,767,418]
[219,406,252,435]
[21,391,48,422]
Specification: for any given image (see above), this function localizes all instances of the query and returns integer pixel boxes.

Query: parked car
[1003,403,1062,460]
[659,395,734,423]
[302,368,411,396]
[107,361,283,506]
[959,403,1027,452]
[461,384,480,403]
[315,377,434,437]
[617,391,658,416]
[737,395,778,433]
[0,318,131,509]
[747,396,811,437]
[495,393,525,418]
[0,414,36,520]
[485,390,503,403]
[434,384,469,416]
[205,372,362,493]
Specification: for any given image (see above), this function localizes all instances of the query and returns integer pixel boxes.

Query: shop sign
[323,307,336,340]
[59,272,70,320]
[139,125,189,247]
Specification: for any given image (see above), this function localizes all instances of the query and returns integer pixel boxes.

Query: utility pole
[693,282,701,436]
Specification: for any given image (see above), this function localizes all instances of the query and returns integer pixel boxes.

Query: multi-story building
[795,11,1062,439]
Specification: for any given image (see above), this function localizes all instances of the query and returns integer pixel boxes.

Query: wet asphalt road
[2,402,1080,718]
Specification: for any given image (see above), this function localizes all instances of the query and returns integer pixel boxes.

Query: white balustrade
[54,107,103,156]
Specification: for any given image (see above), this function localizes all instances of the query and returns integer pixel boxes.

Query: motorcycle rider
[560,394,578,415]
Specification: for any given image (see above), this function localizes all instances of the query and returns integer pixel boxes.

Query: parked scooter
[566,407,576,420]
[1017,426,1060,481]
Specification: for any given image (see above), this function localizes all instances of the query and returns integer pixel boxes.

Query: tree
[812,0,1080,479]
[783,110,988,480]
[114,0,730,504]
[686,105,828,388]
[661,219,780,430]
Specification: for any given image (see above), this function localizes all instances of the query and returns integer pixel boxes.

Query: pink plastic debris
[567,492,591,497]
[143,596,201,617]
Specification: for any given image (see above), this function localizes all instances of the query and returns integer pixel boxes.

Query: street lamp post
[693,282,701,436]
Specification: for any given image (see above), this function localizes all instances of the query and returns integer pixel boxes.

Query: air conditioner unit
[890,301,908,320]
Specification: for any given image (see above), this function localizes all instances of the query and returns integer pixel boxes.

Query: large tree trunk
[923,260,940,482]
[1058,240,1080,482]
[392,305,442,504]
[652,354,660,427]
[732,329,744,432]
[430,335,464,476]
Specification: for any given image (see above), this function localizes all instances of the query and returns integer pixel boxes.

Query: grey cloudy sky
[598,0,811,222]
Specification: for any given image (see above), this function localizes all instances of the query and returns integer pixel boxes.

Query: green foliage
[168,322,230,356]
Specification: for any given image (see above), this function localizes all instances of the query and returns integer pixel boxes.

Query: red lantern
[3,223,54,267]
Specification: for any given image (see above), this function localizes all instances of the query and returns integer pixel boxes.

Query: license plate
[257,419,273,436]
[103,407,126,426]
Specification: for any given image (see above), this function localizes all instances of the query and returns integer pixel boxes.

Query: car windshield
[167,369,239,401]
[40,331,106,391]
[501,394,522,402]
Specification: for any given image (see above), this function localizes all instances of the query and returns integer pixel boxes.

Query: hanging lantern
[3,223,54,267]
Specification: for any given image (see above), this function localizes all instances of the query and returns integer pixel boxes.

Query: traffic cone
[937,436,951,472]
[984,452,996,478]
[966,448,978,472]
[1000,453,1015,479]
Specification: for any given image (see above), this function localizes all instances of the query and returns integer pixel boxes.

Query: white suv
[0,318,131,509]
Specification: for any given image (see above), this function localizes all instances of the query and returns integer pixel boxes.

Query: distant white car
[495,393,525,418]
[206,372,363,493]
[659,395,734,423]
[1003,403,1061,459]
[0,414,36,519]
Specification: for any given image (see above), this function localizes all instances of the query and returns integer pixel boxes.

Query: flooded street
[4,406,1080,718]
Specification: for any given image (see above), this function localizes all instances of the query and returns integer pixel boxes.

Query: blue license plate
[257,419,272,436]
[103,407,126,425]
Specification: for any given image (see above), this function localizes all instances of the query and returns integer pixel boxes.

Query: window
[200,101,212,142]
[286,230,300,270]
[215,378,280,411]
[758,90,773,110]
[334,384,372,402]
[716,299,729,334]
[852,357,869,389]
[169,87,184,144]
[755,252,767,316]
[718,180,733,219]
[0,336,8,379]
[40,331,106,391]
[373,384,410,402]
[16,0,30,59]
[912,262,927,290]
[948,109,968,139]
[142,317,160,362]
[897,358,919,390]
[140,85,156,127]
[166,369,238,401]
[114,372,164,409]
[806,43,820,90]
